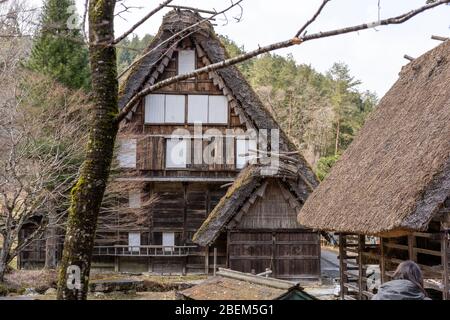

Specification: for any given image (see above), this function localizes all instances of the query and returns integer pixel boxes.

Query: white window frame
[208,95,228,124]
[178,50,196,75]
[129,190,141,209]
[145,94,165,124]
[162,232,175,252]
[145,94,185,124]
[236,138,257,169]
[128,232,141,253]
[187,95,208,124]
[166,139,188,169]
[118,139,137,168]
[164,95,185,123]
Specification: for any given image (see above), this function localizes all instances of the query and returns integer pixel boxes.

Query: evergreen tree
[27,0,90,90]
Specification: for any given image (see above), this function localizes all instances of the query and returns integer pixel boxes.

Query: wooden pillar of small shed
[357,235,366,300]
[204,245,209,275]
[441,227,449,300]
[379,237,386,284]
[338,234,348,300]
[408,234,417,262]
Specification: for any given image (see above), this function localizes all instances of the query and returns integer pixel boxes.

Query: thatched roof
[118,10,318,193]
[298,40,450,237]
[177,268,315,300]
[193,164,307,246]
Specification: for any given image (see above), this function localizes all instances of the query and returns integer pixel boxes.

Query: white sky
[32,0,450,96]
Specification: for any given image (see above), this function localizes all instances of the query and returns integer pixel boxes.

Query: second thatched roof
[298,40,450,237]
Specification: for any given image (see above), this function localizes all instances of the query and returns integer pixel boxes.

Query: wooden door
[227,230,320,280]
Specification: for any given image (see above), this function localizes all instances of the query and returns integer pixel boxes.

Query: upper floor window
[178,50,196,75]
[145,94,185,124]
[187,95,228,124]
[118,139,136,168]
[144,94,228,125]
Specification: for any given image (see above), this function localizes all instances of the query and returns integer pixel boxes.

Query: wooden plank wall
[228,230,320,280]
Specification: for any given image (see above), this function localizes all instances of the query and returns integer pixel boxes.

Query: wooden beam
[404,54,415,61]
[358,235,365,300]
[431,35,449,41]
[115,177,236,182]
[441,227,449,300]
[380,237,386,284]
[408,235,416,261]
[339,234,348,300]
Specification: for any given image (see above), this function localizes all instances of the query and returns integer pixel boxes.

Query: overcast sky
[33,0,450,96]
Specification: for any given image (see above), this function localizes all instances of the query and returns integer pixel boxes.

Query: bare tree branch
[296,0,331,37]
[113,0,173,45]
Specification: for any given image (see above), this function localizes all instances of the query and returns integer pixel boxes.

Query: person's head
[393,260,426,294]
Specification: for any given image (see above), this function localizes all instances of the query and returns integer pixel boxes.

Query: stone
[44,288,57,295]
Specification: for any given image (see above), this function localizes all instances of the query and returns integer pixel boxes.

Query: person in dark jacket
[372,260,429,300]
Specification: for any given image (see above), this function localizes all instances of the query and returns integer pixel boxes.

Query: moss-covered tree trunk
[56,0,118,300]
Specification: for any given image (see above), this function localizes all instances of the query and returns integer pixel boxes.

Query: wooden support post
[205,246,209,275]
[380,237,386,284]
[358,235,365,300]
[408,234,417,261]
[339,234,348,300]
[114,256,119,272]
[213,247,217,277]
[441,227,449,300]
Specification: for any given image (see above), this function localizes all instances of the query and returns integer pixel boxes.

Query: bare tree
[0,67,91,280]
[57,0,450,299]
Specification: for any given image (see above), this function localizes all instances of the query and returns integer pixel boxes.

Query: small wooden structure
[193,164,321,281]
[177,268,316,300]
[298,40,450,299]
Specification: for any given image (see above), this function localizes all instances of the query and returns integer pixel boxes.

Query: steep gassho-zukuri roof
[118,9,319,194]
[298,40,450,237]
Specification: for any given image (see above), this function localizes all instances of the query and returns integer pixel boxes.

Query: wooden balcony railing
[92,245,197,257]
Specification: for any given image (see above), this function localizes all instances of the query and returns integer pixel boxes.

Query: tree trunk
[0,262,6,283]
[335,118,340,155]
[0,236,11,282]
[56,0,118,300]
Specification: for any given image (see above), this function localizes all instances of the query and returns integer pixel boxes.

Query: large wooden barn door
[228,230,320,280]
[274,231,320,280]
[228,231,274,275]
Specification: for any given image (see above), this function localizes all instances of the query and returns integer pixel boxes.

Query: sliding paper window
[178,50,196,75]
[118,139,137,168]
[145,94,185,124]
[187,95,228,124]
[166,139,188,168]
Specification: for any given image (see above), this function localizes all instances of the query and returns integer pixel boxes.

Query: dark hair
[393,260,427,296]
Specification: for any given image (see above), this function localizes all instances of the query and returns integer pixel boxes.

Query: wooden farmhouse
[298,40,450,299]
[82,10,321,279]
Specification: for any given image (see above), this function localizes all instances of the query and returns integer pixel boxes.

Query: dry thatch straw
[298,40,450,237]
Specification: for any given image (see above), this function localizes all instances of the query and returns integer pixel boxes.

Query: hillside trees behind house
[27,0,91,90]
[117,34,153,75]
[220,36,377,177]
